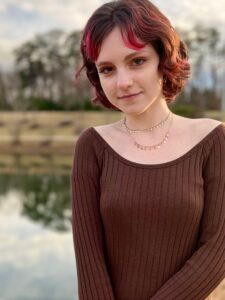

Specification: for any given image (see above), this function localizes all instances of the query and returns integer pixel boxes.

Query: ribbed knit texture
[71,123,225,300]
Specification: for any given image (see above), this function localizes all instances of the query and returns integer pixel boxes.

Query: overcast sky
[1,0,225,70]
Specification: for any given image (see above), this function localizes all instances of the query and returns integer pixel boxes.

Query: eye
[132,57,146,66]
[98,66,113,75]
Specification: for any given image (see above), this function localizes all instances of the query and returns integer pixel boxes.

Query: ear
[158,71,164,86]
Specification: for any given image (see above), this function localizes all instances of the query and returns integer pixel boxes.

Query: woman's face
[95,27,164,115]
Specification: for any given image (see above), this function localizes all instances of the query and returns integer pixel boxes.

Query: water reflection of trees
[0,172,71,232]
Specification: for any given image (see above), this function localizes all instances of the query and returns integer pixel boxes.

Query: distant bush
[68,97,104,111]
[27,97,64,111]
[170,103,197,118]
[0,98,13,111]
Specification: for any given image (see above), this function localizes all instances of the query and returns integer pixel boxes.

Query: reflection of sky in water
[0,190,78,300]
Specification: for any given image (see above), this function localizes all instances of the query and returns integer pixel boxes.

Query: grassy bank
[0,111,122,154]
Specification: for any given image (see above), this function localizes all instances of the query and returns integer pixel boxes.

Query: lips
[118,92,142,99]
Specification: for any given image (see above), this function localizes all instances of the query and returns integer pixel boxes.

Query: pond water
[0,154,78,300]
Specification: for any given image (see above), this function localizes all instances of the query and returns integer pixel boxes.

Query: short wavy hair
[76,0,191,111]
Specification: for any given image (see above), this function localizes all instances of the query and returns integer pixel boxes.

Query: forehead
[95,27,155,64]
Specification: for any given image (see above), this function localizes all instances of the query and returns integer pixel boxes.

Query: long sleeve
[70,129,115,300]
[150,125,225,300]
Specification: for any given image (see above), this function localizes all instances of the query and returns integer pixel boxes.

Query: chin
[122,108,144,116]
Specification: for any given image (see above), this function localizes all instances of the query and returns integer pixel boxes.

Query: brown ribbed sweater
[70,123,225,300]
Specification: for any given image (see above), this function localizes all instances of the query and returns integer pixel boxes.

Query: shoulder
[93,123,116,134]
[199,119,225,174]
[72,127,105,170]
[75,126,97,145]
[93,123,119,142]
[190,117,224,140]
[74,126,102,155]
[176,115,222,130]
[192,117,223,129]
[176,116,224,142]
[193,117,225,158]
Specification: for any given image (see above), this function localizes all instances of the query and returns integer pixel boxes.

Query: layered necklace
[123,111,173,151]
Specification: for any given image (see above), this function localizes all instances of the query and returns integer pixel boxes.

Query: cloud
[0,0,225,69]
[0,2,7,12]
[154,0,225,30]
[0,190,77,299]
[0,0,106,69]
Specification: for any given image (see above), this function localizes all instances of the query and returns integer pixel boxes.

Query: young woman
[71,0,225,299]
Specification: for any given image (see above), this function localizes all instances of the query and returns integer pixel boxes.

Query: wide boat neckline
[90,123,224,169]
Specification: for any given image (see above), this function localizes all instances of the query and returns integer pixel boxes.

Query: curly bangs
[76,0,191,110]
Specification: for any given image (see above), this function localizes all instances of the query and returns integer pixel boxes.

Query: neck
[123,100,171,130]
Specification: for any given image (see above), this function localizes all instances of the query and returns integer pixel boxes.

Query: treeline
[0,24,224,114]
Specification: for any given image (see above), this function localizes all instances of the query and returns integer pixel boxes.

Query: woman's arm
[71,129,115,300]
[150,125,225,300]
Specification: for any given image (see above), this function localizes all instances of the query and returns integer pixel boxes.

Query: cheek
[146,69,163,87]
[99,78,114,95]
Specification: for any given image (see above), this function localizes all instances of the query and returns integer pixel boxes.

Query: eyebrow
[96,51,147,67]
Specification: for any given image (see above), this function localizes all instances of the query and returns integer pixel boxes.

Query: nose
[116,69,133,90]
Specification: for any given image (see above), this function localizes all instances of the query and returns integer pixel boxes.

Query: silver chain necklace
[123,112,173,151]
[123,111,171,132]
